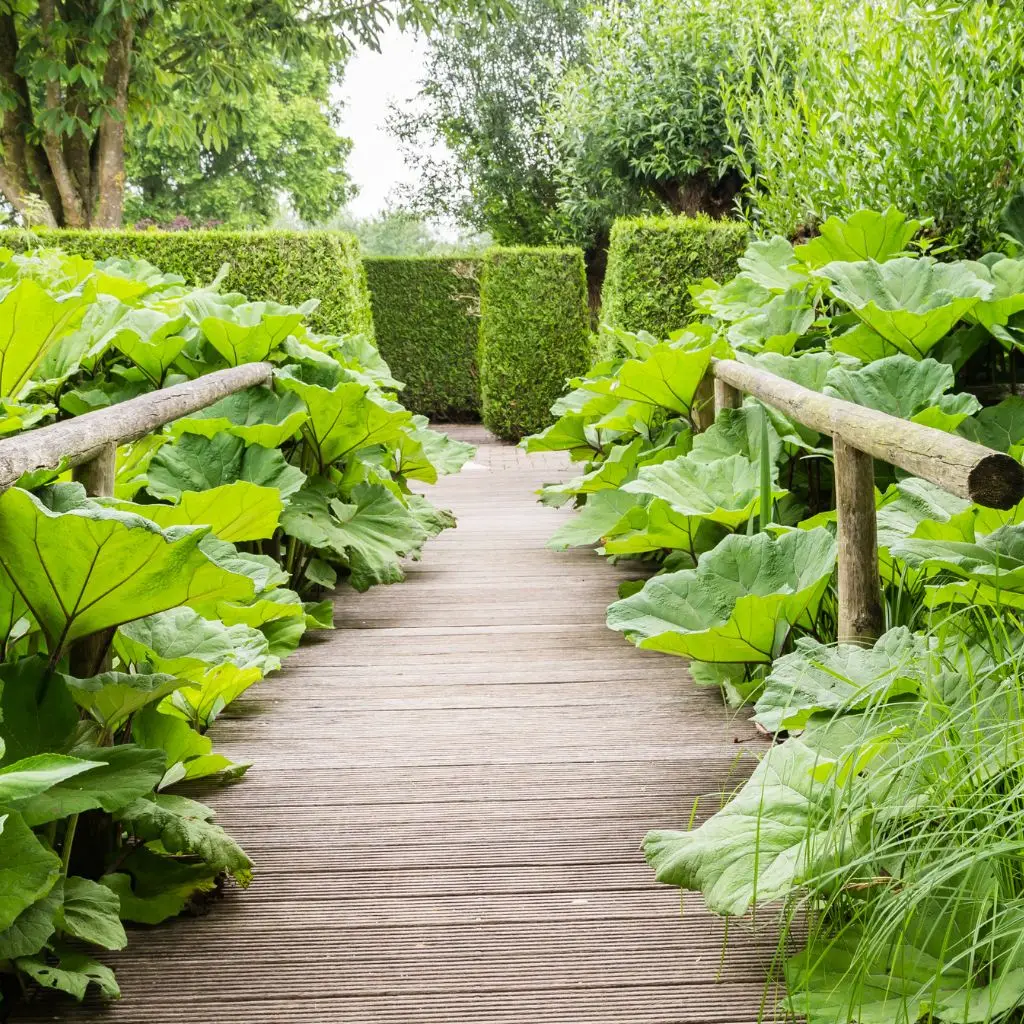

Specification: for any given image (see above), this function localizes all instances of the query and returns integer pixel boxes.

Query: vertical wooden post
[714,378,743,417]
[692,372,715,432]
[833,434,884,645]
[70,443,117,677]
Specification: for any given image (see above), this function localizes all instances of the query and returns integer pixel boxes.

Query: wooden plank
[14,425,771,1024]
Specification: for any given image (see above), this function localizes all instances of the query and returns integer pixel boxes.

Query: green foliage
[529,208,1024,1021]
[724,0,1024,255]
[363,257,482,419]
[126,54,353,229]
[0,243,468,1005]
[0,0,513,228]
[0,229,374,338]
[389,0,586,245]
[545,0,760,248]
[601,215,749,338]
[479,246,591,440]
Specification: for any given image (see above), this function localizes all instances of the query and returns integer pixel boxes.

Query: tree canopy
[388,0,585,246]
[0,0,511,228]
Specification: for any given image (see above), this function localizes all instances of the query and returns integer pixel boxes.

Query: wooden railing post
[833,434,884,644]
[714,379,742,417]
[70,442,117,677]
[692,372,716,432]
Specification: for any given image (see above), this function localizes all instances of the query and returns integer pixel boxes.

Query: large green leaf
[282,481,429,591]
[817,257,990,358]
[170,386,309,449]
[277,370,411,469]
[727,287,815,354]
[622,453,785,529]
[894,524,1024,608]
[958,396,1024,453]
[109,308,188,385]
[607,529,836,663]
[794,207,920,268]
[643,738,843,916]
[0,882,61,959]
[0,811,61,932]
[753,628,930,732]
[112,481,283,542]
[578,343,713,416]
[63,671,182,733]
[689,406,784,465]
[100,846,217,925]
[58,877,126,950]
[0,277,92,399]
[823,354,980,431]
[963,254,1024,337]
[116,606,275,679]
[736,237,806,292]
[546,491,646,552]
[18,744,165,826]
[200,302,305,365]
[0,487,253,650]
[146,434,305,500]
[16,949,120,1001]
[785,923,1024,1024]
[0,657,79,763]
[0,754,106,806]
[117,793,252,883]
[133,707,247,788]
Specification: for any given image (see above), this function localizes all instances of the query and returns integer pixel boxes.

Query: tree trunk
[0,14,60,225]
[94,18,135,228]
[0,9,135,229]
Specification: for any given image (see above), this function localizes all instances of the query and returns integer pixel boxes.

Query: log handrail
[0,362,274,491]
[706,358,1024,644]
[0,361,275,676]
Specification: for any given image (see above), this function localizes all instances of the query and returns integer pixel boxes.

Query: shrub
[601,215,748,336]
[0,228,374,337]
[363,256,481,419]
[723,0,1024,255]
[479,246,591,440]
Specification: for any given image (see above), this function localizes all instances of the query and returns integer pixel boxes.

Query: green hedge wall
[479,246,591,441]
[601,214,748,337]
[0,229,374,338]
[364,256,481,420]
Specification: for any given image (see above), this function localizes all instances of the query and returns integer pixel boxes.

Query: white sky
[335,27,429,219]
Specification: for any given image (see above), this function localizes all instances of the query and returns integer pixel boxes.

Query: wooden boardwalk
[18,426,777,1024]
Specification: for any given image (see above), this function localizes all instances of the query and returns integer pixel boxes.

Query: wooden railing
[0,362,274,673]
[699,359,1024,644]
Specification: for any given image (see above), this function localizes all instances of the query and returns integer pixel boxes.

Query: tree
[327,208,490,256]
[544,0,759,251]
[388,0,586,246]
[0,0,511,229]
[125,54,352,228]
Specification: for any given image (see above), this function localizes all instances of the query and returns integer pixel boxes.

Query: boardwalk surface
[18,426,778,1024]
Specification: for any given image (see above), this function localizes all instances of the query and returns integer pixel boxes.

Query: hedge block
[0,228,374,338]
[364,256,481,420]
[479,246,591,441]
[601,215,748,337]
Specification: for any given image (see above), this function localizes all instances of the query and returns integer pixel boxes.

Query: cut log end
[967,453,1024,510]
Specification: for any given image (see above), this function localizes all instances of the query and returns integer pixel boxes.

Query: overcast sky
[335,27,429,219]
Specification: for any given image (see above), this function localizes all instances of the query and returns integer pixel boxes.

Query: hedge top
[601,214,749,338]
[0,227,374,339]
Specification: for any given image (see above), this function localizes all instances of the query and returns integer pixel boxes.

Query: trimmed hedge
[364,256,481,420]
[0,229,374,338]
[601,214,748,337]
[479,246,591,441]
